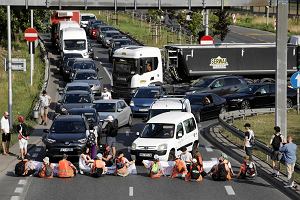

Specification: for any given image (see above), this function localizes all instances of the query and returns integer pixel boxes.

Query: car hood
[223,92,252,100]
[62,103,93,111]
[132,98,155,107]
[48,132,87,142]
[98,112,118,121]
[133,137,172,147]
[73,79,101,86]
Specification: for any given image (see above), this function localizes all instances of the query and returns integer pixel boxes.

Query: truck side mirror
[136,132,140,136]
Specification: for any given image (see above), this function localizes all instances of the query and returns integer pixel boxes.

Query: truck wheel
[241,100,250,110]
[168,149,176,161]
[287,98,293,108]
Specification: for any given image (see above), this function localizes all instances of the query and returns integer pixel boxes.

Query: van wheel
[168,149,176,161]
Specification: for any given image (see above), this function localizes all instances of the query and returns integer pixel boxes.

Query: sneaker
[79,170,83,175]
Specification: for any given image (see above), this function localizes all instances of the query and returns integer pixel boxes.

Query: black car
[186,93,227,122]
[69,59,97,80]
[43,115,89,158]
[224,83,297,110]
[186,75,248,96]
[108,38,134,62]
[60,53,83,80]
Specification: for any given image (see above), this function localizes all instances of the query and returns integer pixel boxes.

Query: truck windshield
[141,123,175,138]
[149,109,183,118]
[64,40,86,50]
[114,58,137,75]
[82,16,95,21]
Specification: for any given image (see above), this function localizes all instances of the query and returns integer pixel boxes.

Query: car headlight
[61,107,67,112]
[83,52,88,56]
[230,98,244,102]
[131,143,136,150]
[157,144,168,151]
[130,100,134,107]
[78,138,87,144]
[46,138,56,144]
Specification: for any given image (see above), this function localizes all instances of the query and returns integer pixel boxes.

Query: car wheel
[220,106,227,114]
[194,112,201,123]
[127,115,133,127]
[240,100,251,110]
[287,98,293,108]
[168,149,176,161]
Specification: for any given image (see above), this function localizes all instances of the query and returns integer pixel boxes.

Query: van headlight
[157,144,167,151]
[131,143,136,150]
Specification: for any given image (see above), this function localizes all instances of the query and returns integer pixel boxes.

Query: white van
[148,96,192,119]
[80,13,96,28]
[60,27,89,58]
[57,21,80,48]
[131,112,199,162]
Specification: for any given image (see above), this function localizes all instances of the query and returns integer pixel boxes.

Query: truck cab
[112,46,163,101]
[57,21,80,50]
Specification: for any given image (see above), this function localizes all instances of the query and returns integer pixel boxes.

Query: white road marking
[224,185,235,195]
[205,146,213,152]
[35,147,42,152]
[129,186,134,196]
[10,196,20,200]
[32,153,38,158]
[14,187,23,194]
[103,66,112,84]
[18,180,27,185]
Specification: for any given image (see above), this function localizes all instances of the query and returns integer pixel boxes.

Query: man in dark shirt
[102,116,118,159]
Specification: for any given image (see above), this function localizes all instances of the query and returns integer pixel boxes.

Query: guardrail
[219,108,300,173]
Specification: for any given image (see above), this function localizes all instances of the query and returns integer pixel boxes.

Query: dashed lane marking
[10,196,20,200]
[35,147,42,152]
[224,185,235,195]
[14,187,23,194]
[129,186,134,196]
[18,179,27,185]
[205,146,213,152]
[32,153,38,158]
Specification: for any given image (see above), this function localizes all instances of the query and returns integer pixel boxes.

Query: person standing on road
[39,90,51,126]
[280,135,298,188]
[102,116,118,158]
[101,87,112,100]
[269,126,284,177]
[1,111,10,155]
[17,116,29,160]
[243,123,255,159]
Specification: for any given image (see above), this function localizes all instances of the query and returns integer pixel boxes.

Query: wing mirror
[177,131,183,138]
[136,132,140,137]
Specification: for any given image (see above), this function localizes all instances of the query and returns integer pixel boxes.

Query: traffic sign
[200,35,214,45]
[290,71,300,89]
[24,28,38,42]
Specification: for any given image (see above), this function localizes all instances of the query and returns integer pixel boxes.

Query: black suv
[187,75,248,96]
[43,115,89,158]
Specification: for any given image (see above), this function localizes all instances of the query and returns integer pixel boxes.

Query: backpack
[271,134,282,150]
[249,133,255,146]
[190,165,200,180]
[15,161,26,176]
[151,162,159,174]
[86,132,96,147]
[44,164,53,177]
[116,158,124,169]
[246,162,256,177]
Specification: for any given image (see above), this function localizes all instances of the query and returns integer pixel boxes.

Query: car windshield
[113,58,137,74]
[66,59,76,67]
[64,40,86,50]
[141,123,175,138]
[69,111,96,123]
[51,120,86,133]
[82,16,95,21]
[74,72,97,80]
[105,32,119,38]
[134,89,160,98]
[93,103,116,112]
[64,94,91,103]
[149,109,183,118]
[66,86,90,92]
[191,77,213,87]
[73,62,95,70]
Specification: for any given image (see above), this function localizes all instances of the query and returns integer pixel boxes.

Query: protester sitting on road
[269,126,284,177]
[115,151,135,177]
[237,156,256,179]
[79,147,94,174]
[185,158,203,182]
[171,156,188,179]
[102,144,114,167]
[91,153,107,178]
[58,154,78,178]
[180,147,193,169]
[220,153,235,177]
[38,157,54,178]
[209,156,231,181]
[17,115,29,160]
[193,151,206,177]
[15,158,36,177]
[144,154,164,179]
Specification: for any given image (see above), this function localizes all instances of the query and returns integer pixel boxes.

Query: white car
[131,112,199,162]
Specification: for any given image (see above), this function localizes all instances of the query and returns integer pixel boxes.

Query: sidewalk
[204,123,300,199]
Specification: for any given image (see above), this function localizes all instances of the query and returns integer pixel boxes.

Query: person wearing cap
[16,115,29,160]
[39,90,51,126]
[145,154,164,179]
[171,156,188,179]
[185,158,203,182]
[91,153,107,177]
[103,115,118,158]
[58,154,78,178]
[1,111,10,155]
[101,87,112,100]
[244,123,255,159]
[39,157,54,178]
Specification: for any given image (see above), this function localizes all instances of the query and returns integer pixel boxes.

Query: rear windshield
[64,94,91,103]
[73,62,96,70]
[134,89,160,98]
[93,103,116,112]
[74,72,97,80]
[66,86,90,92]
[82,16,95,21]
[51,120,86,133]
[69,111,97,123]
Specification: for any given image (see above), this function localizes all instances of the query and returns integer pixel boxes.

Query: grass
[85,10,195,48]
[0,38,45,152]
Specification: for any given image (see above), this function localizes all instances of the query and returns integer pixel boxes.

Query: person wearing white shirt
[1,111,10,155]
[101,87,112,100]
[39,90,51,126]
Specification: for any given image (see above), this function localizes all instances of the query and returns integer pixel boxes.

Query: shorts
[2,133,11,142]
[245,147,253,157]
[40,107,49,116]
[271,150,282,161]
[19,138,28,150]
[106,137,116,147]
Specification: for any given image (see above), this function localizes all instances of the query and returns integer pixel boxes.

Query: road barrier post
[7,5,13,128]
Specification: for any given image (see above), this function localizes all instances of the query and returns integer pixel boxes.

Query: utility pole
[30,9,34,86]
[203,0,209,35]
[276,0,288,140]
[7,5,13,128]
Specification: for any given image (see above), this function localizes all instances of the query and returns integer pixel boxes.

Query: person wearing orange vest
[91,153,107,177]
[171,156,188,179]
[58,154,78,178]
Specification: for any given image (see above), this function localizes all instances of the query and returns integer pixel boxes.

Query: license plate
[139,153,152,157]
[60,148,73,152]
[139,108,148,112]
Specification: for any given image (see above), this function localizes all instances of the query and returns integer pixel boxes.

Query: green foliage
[148,9,164,24]
[211,10,231,41]
[187,11,204,36]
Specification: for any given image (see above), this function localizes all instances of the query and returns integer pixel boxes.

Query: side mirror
[177,131,183,138]
[117,108,123,112]
[43,129,49,133]
[136,132,140,136]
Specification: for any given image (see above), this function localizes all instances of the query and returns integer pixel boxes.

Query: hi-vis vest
[58,160,74,178]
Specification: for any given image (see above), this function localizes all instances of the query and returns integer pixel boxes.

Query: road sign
[200,35,214,45]
[291,71,300,89]
[24,28,38,42]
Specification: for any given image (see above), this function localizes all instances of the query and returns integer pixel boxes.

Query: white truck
[57,21,80,50]
[80,13,96,28]
[60,27,89,58]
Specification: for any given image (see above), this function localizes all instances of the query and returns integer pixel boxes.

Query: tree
[211,9,231,41]
[187,11,204,36]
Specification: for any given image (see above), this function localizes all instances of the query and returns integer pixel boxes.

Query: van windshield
[149,109,183,119]
[141,123,175,138]
[64,40,86,50]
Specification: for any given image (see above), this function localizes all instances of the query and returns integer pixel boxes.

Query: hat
[96,153,103,159]
[43,157,50,164]
[221,153,228,159]
[192,158,197,163]
[105,115,114,122]
[153,154,159,160]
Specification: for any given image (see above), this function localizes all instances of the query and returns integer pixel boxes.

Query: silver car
[72,69,102,96]
[101,30,120,48]
[93,99,133,128]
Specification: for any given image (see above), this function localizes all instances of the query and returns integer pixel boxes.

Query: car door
[209,78,225,96]
[182,118,196,151]
[252,85,271,108]
[116,101,125,126]
[121,100,132,124]
[175,122,185,152]
[224,78,242,95]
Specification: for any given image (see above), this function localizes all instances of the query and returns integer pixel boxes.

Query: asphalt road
[0,26,291,200]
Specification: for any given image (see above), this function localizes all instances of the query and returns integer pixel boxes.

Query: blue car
[130,86,164,116]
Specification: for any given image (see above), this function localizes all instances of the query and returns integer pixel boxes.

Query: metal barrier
[219,108,300,173]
